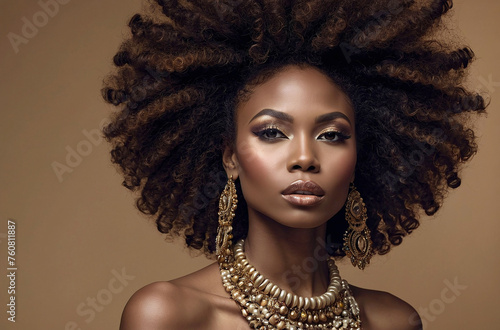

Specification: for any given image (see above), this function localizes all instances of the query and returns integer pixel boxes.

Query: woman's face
[224,65,357,229]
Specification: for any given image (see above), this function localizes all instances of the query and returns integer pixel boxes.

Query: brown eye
[254,128,287,140]
[318,131,351,142]
[263,128,280,138]
[323,131,338,140]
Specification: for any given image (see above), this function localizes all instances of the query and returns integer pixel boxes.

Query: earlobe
[222,146,239,180]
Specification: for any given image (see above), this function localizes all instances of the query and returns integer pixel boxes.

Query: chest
[207,296,250,330]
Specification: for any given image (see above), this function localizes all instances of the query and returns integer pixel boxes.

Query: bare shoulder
[119,262,240,330]
[119,281,209,330]
[350,285,422,330]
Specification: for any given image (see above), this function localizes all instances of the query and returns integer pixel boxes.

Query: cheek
[322,149,357,216]
[322,145,357,181]
[234,138,282,182]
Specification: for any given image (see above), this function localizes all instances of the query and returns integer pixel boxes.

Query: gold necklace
[219,239,362,329]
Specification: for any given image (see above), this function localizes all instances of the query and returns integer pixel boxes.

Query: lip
[281,180,325,206]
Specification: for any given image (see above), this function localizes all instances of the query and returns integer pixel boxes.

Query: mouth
[281,180,325,206]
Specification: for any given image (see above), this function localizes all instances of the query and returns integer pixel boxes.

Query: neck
[243,211,332,297]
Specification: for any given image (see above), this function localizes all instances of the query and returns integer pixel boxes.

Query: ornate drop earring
[343,183,373,270]
[216,175,238,264]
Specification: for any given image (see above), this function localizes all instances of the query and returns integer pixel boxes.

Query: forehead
[236,65,354,123]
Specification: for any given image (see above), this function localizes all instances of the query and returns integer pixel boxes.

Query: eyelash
[317,130,351,142]
[253,125,351,143]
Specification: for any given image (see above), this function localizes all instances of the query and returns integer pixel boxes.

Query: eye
[253,127,288,140]
[317,130,351,142]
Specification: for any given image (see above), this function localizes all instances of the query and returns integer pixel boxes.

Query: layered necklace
[218,239,362,330]
[216,177,361,329]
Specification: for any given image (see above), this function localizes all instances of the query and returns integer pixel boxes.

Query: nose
[287,133,320,173]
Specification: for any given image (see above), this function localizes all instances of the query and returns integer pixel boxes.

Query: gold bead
[264,282,273,294]
[304,297,310,309]
[290,310,299,320]
[285,293,292,306]
[270,285,280,297]
[310,297,316,309]
[269,314,280,326]
[258,278,269,290]
[319,313,328,322]
[279,305,288,315]
[300,311,307,322]
[260,299,268,307]
[298,296,304,309]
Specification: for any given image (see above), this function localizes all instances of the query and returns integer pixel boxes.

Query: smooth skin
[120,65,423,330]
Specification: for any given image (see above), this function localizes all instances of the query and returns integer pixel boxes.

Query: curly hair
[102,0,486,257]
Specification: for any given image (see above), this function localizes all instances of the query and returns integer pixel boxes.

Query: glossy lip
[281,180,325,206]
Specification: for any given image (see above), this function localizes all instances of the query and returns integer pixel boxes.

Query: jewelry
[343,183,373,270]
[219,239,362,329]
[216,175,238,262]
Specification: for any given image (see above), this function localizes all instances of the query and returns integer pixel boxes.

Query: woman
[102,0,486,329]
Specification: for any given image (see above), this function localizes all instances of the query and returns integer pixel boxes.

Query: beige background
[0,0,498,329]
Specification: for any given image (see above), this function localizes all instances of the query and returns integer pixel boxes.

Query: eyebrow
[249,109,294,123]
[315,112,352,125]
[249,108,352,125]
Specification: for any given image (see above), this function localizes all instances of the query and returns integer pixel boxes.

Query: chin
[268,212,334,230]
[248,204,340,231]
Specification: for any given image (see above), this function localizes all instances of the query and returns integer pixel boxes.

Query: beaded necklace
[219,239,362,329]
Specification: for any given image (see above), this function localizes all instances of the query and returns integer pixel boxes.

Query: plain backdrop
[1,0,499,329]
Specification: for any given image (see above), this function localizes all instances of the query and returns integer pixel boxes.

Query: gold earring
[216,175,238,264]
[343,183,373,270]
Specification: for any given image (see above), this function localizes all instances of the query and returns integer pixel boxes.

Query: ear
[222,145,239,180]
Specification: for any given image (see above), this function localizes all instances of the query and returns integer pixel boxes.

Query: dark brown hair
[102,0,486,257]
